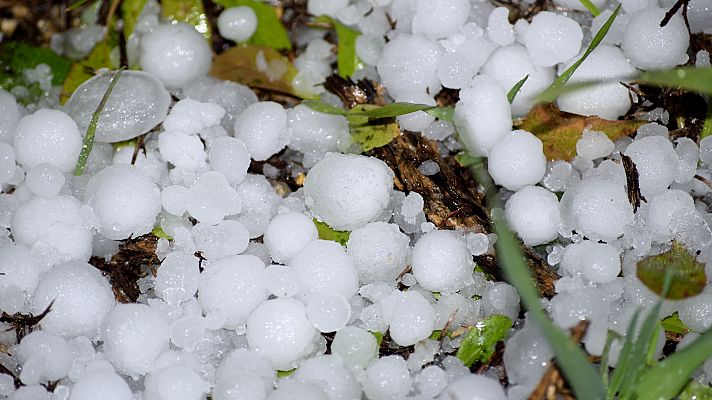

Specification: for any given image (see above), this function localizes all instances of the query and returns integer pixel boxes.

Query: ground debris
[0,301,53,343]
[621,153,646,213]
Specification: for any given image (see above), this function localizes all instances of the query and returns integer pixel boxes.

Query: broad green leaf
[302,100,348,115]
[634,327,712,400]
[456,315,512,367]
[75,70,123,176]
[702,102,712,140]
[162,0,211,39]
[636,241,706,300]
[348,105,401,152]
[151,226,174,241]
[507,74,529,104]
[640,67,712,96]
[662,312,690,335]
[313,219,350,245]
[578,0,602,15]
[121,0,149,41]
[213,0,292,50]
[315,16,361,78]
[679,381,712,400]
[539,4,620,101]
[211,44,315,99]
[516,103,645,160]
[4,42,72,86]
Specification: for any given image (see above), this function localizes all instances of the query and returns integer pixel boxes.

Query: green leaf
[662,312,690,335]
[277,369,295,378]
[3,42,72,86]
[302,100,348,115]
[578,0,602,15]
[348,105,401,152]
[151,226,174,241]
[313,219,350,245]
[121,0,149,41]
[349,102,454,120]
[456,315,512,367]
[679,381,712,400]
[371,330,384,348]
[429,330,442,340]
[640,67,712,96]
[213,0,292,50]
[538,4,620,102]
[162,0,211,39]
[75,69,123,176]
[314,16,361,78]
[636,241,707,300]
[507,74,529,104]
[61,41,116,103]
[455,152,479,168]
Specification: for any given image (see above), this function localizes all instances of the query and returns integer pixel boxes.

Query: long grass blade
[507,75,529,104]
[578,0,602,15]
[74,69,123,176]
[640,67,712,96]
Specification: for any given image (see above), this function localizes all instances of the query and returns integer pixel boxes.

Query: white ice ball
[363,356,412,400]
[386,290,436,346]
[524,12,583,67]
[347,222,410,284]
[412,230,473,293]
[140,23,212,89]
[233,101,289,161]
[411,0,471,39]
[503,324,553,385]
[185,171,242,226]
[560,178,633,241]
[246,297,320,370]
[32,261,114,338]
[287,104,351,167]
[454,75,512,156]
[69,370,132,400]
[289,240,359,300]
[303,152,394,231]
[0,142,15,185]
[234,174,280,237]
[14,109,82,172]
[144,365,209,400]
[217,6,258,42]
[192,219,250,259]
[505,185,560,246]
[646,189,696,242]
[0,89,20,144]
[576,129,615,160]
[208,136,251,185]
[625,135,678,198]
[263,212,319,264]
[158,130,206,170]
[306,292,351,333]
[622,7,689,70]
[488,130,547,191]
[163,98,226,136]
[292,355,362,400]
[331,326,378,369]
[438,375,506,400]
[155,251,200,304]
[560,241,621,284]
[25,163,65,198]
[376,34,441,98]
[0,243,40,295]
[101,303,170,376]
[85,165,161,240]
[17,331,72,385]
[199,255,268,329]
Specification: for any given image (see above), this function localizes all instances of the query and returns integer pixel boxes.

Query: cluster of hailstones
[0,0,711,399]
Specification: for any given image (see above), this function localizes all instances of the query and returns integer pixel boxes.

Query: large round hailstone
[199,255,268,329]
[646,189,696,242]
[376,34,441,98]
[0,142,15,185]
[13,109,82,172]
[306,292,351,333]
[217,6,258,42]
[155,251,200,304]
[504,324,554,385]
[625,136,678,197]
[102,303,170,376]
[208,136,251,185]
[85,165,161,240]
[686,0,712,33]
[292,355,362,400]
[140,23,212,89]
[347,222,410,284]
[481,44,555,116]
[69,370,132,400]
[32,261,114,338]
[488,130,547,191]
[0,243,40,295]
[270,381,329,400]
[182,77,258,134]
[560,241,621,284]
[363,356,413,400]
[440,375,507,400]
[25,163,65,198]
[163,98,226,135]
[395,91,436,132]
[560,178,633,241]
[621,7,689,70]
[192,220,250,260]
[215,348,275,392]
[233,101,289,161]
[386,291,436,346]
[576,129,615,160]
[287,104,351,167]
[524,12,583,67]
[246,297,320,370]
[411,230,473,294]
[679,287,712,332]
[307,0,348,17]
[550,288,607,329]
[263,211,319,264]
[0,88,20,144]
[289,240,359,300]
[437,36,498,90]
[557,45,637,120]
[64,70,170,143]
[16,331,72,385]
[331,326,378,369]
[454,75,512,156]
[186,171,243,226]
[303,152,394,231]
[411,0,470,39]
[11,195,92,262]
[158,130,206,170]
[233,174,281,237]
[143,365,209,400]
[505,185,560,246]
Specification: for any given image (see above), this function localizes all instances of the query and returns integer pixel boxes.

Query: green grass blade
[578,0,602,15]
[640,67,712,96]
[213,0,292,49]
[302,100,349,115]
[314,16,361,78]
[74,69,123,176]
[599,330,620,387]
[507,75,529,104]
[606,309,640,399]
[537,4,621,102]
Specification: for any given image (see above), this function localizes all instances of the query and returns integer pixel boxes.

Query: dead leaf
[637,241,706,300]
[516,104,646,161]
[621,153,646,213]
